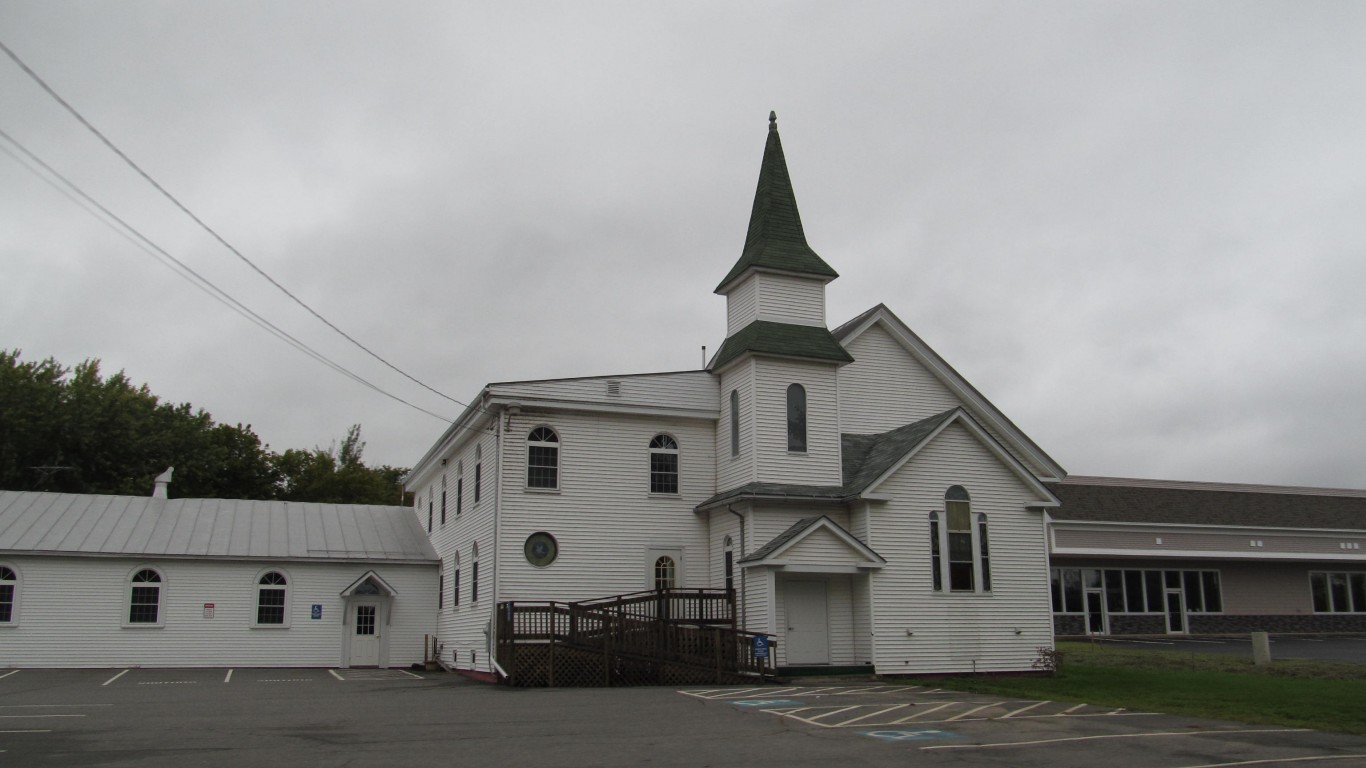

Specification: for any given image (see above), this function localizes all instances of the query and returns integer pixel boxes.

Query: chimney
[152,467,174,499]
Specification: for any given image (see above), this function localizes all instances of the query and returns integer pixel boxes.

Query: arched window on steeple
[786,384,807,452]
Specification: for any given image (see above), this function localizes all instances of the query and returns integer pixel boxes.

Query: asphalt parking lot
[2,669,1366,767]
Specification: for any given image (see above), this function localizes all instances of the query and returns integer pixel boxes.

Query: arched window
[456,461,464,516]
[654,556,677,591]
[440,474,447,525]
[786,384,807,452]
[730,389,740,457]
[474,445,483,503]
[452,552,461,607]
[471,543,480,602]
[930,485,989,593]
[527,427,560,489]
[723,536,735,595]
[928,512,942,592]
[256,571,288,625]
[946,485,974,591]
[649,434,679,494]
[128,568,163,625]
[437,560,444,610]
[0,565,17,624]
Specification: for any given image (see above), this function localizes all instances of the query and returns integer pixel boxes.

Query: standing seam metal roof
[0,491,438,561]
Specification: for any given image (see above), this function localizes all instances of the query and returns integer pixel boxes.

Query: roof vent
[606,381,621,397]
[152,467,174,499]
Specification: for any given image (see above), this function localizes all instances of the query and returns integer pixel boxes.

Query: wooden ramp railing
[496,589,776,687]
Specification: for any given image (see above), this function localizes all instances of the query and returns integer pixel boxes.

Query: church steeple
[715,112,839,294]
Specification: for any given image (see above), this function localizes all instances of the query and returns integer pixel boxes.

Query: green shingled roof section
[715,113,839,293]
[709,320,855,371]
[841,409,959,490]
[693,409,961,510]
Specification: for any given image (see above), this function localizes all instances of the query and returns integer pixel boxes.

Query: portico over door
[339,570,399,669]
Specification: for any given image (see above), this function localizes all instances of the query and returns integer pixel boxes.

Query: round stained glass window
[524,532,558,567]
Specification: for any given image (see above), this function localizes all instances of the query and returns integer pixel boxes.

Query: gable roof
[708,320,854,372]
[832,303,1066,481]
[715,113,838,294]
[1051,476,1366,531]
[738,515,885,567]
[0,491,439,563]
[697,408,1057,510]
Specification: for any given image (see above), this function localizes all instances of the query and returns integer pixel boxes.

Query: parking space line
[1059,703,1087,714]
[1175,754,1366,767]
[328,669,345,681]
[0,730,51,734]
[806,705,862,723]
[920,727,1312,751]
[0,670,19,681]
[945,703,998,721]
[891,702,956,723]
[101,670,128,686]
[224,669,233,683]
[396,669,423,679]
[1000,700,1050,718]
[836,703,912,725]
[0,714,85,719]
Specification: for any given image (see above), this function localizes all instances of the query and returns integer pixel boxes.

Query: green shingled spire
[715,112,839,293]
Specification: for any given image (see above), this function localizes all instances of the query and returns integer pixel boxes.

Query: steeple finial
[769,111,777,130]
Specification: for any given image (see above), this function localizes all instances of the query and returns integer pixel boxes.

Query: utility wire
[0,129,453,424]
[0,38,465,409]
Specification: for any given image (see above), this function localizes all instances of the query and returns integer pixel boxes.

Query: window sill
[524,487,561,495]
[647,493,682,499]
[251,624,291,629]
[121,623,166,629]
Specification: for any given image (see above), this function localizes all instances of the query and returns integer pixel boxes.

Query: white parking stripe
[1175,755,1366,768]
[890,705,956,721]
[0,670,19,681]
[945,703,998,721]
[327,669,344,681]
[836,704,912,725]
[1060,703,1087,714]
[0,714,85,719]
[1000,700,1050,718]
[224,669,233,683]
[0,730,50,734]
[101,669,128,686]
[921,728,1312,750]
[806,706,862,723]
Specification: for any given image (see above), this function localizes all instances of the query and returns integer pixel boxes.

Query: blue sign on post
[311,604,323,620]
[753,635,769,659]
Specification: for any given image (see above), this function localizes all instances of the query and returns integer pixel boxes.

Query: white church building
[406,113,1068,680]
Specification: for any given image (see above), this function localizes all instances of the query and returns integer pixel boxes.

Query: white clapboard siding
[716,362,757,492]
[727,277,759,334]
[774,574,857,666]
[754,273,826,327]
[494,411,714,603]
[865,422,1052,674]
[750,506,851,545]
[839,322,961,433]
[752,359,842,486]
[490,371,718,413]
[837,322,1055,479]
[1,556,434,668]
[424,429,499,673]
[708,511,742,588]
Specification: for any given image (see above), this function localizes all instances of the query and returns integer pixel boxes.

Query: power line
[0,129,453,424]
[0,38,465,409]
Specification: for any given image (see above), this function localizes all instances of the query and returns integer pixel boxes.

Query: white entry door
[351,600,381,666]
[784,580,830,665]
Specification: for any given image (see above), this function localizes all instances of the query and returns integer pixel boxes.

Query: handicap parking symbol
[861,729,955,742]
[732,699,802,708]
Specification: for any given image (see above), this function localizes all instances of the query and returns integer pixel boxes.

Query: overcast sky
[3,2,1365,489]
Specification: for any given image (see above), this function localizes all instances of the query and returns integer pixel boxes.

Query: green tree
[1,350,404,504]
[274,425,408,505]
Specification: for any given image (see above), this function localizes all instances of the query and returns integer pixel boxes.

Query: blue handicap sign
[753,635,769,659]
[311,604,322,620]
[861,729,955,742]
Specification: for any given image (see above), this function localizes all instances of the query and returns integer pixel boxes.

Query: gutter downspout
[490,395,505,677]
[726,505,746,629]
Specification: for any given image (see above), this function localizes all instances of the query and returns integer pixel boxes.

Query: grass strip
[907,641,1366,735]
